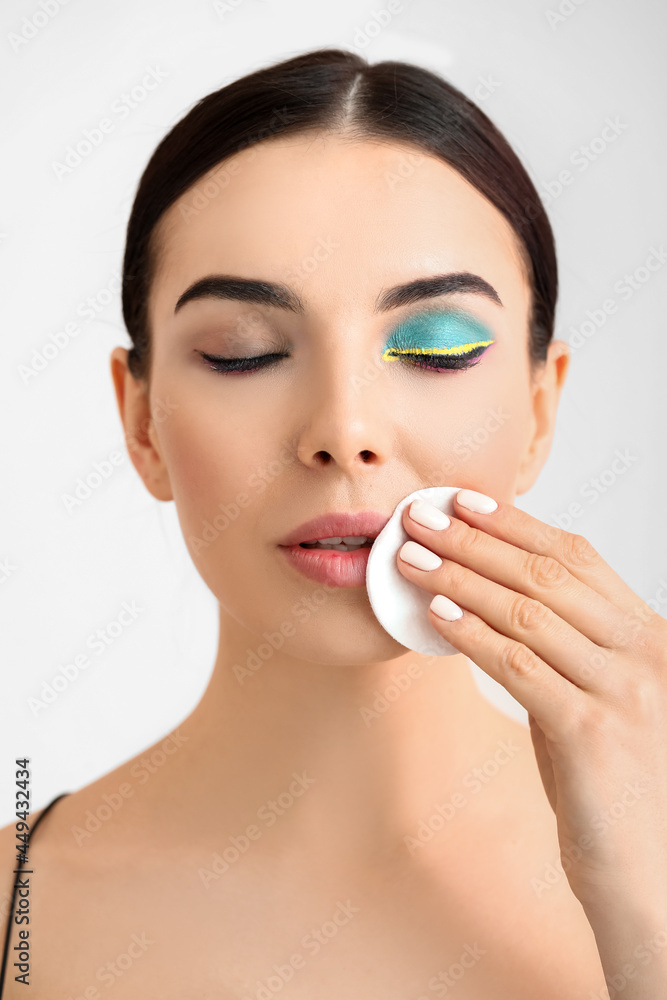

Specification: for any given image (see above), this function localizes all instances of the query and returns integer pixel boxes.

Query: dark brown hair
[122,47,557,382]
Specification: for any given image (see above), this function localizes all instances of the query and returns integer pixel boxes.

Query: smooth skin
[398,493,667,976]
[3,132,663,997]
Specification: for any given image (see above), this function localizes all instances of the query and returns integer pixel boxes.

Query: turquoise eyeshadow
[382,309,495,359]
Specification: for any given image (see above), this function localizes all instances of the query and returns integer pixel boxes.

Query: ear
[515,339,570,496]
[109,347,173,502]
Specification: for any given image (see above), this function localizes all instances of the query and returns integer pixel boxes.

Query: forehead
[149,133,530,327]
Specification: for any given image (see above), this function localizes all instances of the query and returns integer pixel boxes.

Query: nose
[294,348,393,475]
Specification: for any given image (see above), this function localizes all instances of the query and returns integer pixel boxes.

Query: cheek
[154,393,302,641]
[153,387,272,545]
[407,369,533,495]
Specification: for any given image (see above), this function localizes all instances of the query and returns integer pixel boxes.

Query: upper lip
[279,511,391,546]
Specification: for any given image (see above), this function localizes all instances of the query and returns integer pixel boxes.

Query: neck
[157,605,521,871]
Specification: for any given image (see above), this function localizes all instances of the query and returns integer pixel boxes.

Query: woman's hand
[397,488,667,923]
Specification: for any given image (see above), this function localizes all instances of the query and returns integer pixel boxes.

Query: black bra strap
[0,793,71,995]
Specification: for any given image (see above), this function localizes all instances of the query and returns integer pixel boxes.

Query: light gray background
[1,0,665,825]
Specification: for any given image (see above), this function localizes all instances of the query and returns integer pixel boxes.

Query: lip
[278,510,391,589]
[278,511,390,547]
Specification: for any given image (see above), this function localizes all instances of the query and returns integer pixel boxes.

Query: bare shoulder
[14,729,192,874]
[0,816,19,948]
[0,804,53,957]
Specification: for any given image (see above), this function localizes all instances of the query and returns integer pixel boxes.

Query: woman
[1,47,665,997]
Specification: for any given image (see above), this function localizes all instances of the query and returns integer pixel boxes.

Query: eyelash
[384,317,493,371]
[197,334,492,376]
[198,351,288,374]
[384,343,489,372]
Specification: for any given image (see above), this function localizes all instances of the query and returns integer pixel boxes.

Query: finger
[452,490,658,637]
[425,593,586,742]
[402,502,620,650]
[397,540,607,691]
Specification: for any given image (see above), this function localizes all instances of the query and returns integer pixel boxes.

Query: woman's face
[116,133,567,664]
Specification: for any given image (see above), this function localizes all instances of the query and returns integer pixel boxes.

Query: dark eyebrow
[375,272,502,311]
[173,271,502,316]
[174,276,303,315]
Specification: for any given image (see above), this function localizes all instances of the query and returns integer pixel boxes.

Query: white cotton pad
[366,486,464,656]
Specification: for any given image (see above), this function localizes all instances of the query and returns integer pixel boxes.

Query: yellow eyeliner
[382,339,495,360]
[381,309,496,364]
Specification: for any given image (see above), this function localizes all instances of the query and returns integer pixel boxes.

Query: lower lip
[279,544,372,587]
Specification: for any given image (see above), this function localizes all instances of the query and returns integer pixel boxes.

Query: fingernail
[456,489,498,514]
[409,499,451,530]
[430,594,463,620]
[399,540,443,571]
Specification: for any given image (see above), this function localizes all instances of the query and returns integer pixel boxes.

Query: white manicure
[365,484,463,656]
[456,489,498,513]
[399,540,443,571]
[430,594,463,621]
[410,499,451,530]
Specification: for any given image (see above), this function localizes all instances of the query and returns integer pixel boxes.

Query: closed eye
[383,342,493,372]
[197,339,494,376]
[198,350,289,374]
[381,306,497,372]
